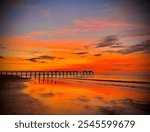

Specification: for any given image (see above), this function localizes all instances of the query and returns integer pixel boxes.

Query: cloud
[124,32,150,38]
[38,55,56,60]
[95,35,122,48]
[57,57,64,60]
[51,18,136,36]
[26,58,37,62]
[75,19,135,31]
[0,46,6,49]
[77,96,90,102]
[117,40,150,55]
[102,39,150,55]
[94,53,102,56]
[26,55,63,62]
[0,56,4,59]
[110,45,124,48]
[84,31,149,50]
[40,61,46,63]
[72,51,89,55]
[103,50,116,53]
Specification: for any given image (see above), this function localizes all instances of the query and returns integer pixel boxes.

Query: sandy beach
[0,76,150,115]
[0,78,49,115]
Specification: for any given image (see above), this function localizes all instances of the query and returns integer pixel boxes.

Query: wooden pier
[0,70,94,79]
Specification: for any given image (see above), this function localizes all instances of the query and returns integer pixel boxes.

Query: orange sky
[0,36,150,75]
[0,0,150,76]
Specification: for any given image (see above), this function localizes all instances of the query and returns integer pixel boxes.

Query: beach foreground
[0,78,49,114]
[0,77,150,115]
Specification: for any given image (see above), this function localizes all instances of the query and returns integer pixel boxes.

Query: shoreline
[70,78,150,84]
[0,78,49,115]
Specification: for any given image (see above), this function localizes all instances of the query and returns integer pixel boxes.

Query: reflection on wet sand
[23,78,150,114]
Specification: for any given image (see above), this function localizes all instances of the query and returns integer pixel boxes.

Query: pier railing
[0,70,94,79]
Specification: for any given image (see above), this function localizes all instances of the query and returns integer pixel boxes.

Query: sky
[0,0,150,76]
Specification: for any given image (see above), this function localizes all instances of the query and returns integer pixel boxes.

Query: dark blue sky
[0,0,149,35]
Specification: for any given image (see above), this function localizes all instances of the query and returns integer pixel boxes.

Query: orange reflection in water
[23,78,150,114]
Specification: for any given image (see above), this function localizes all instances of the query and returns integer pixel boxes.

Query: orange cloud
[49,18,137,36]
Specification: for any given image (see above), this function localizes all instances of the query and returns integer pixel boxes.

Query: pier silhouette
[0,70,94,79]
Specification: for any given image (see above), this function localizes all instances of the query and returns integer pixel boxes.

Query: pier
[0,70,94,79]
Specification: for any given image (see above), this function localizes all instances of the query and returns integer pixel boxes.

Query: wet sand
[0,77,150,115]
[0,78,49,114]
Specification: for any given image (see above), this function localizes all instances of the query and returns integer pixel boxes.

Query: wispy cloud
[75,18,136,31]
[95,35,122,48]
[94,53,102,56]
[77,96,90,102]
[72,51,89,55]
[103,50,116,53]
[123,32,150,38]
[102,39,150,55]
[0,56,4,59]
[37,55,56,60]
[40,61,47,63]
[117,40,150,55]
[0,45,6,49]
[26,55,63,62]
[50,18,137,36]
[26,58,37,62]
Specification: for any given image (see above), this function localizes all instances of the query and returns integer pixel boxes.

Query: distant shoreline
[72,78,150,84]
